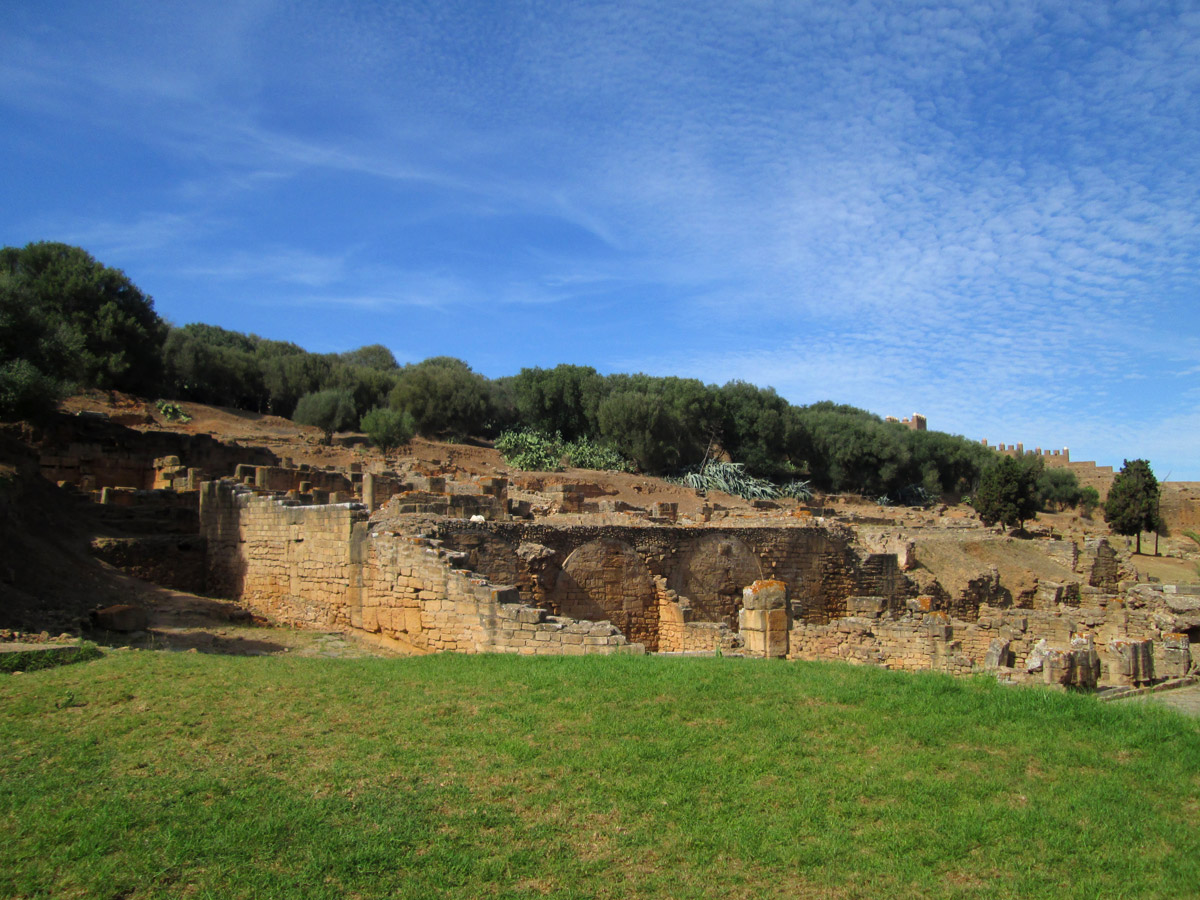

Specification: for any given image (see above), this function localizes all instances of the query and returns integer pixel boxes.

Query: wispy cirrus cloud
[3,0,1200,476]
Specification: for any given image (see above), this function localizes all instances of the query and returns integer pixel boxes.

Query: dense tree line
[3,241,1074,503]
[1,242,167,416]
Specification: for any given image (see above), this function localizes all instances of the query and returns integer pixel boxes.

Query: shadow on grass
[88,626,292,656]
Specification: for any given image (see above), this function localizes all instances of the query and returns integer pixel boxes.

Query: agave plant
[891,483,936,508]
[778,480,813,501]
[673,461,780,500]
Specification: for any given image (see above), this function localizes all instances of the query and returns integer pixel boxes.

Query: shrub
[360,407,415,453]
[0,359,60,421]
[562,436,632,472]
[155,399,191,423]
[495,429,565,471]
[1079,486,1100,518]
[596,391,685,473]
[389,357,494,439]
[1036,467,1086,511]
[509,364,605,441]
[293,389,358,444]
[1,242,167,396]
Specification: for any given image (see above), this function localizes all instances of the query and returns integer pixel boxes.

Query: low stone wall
[25,414,276,491]
[787,591,1190,687]
[657,598,743,654]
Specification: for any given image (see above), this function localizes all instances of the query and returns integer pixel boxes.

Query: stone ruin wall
[26,412,1191,690]
[200,483,641,657]
[431,521,907,653]
[19,412,1192,688]
[14,415,278,492]
[198,480,1195,687]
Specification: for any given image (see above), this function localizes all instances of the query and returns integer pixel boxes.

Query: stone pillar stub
[739,579,790,658]
[742,579,788,610]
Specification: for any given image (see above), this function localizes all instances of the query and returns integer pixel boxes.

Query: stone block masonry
[199,480,1194,685]
[740,580,790,658]
[199,482,641,656]
[25,414,276,491]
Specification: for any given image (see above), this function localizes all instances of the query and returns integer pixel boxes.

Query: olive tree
[293,389,358,444]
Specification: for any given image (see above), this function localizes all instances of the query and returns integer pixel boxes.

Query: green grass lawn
[2,652,1197,899]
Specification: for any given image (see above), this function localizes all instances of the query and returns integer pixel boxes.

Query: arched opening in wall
[552,539,658,651]
[668,534,762,629]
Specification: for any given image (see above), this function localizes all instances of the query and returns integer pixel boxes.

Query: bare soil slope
[910,533,1078,602]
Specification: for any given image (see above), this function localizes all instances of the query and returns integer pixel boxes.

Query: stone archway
[668,534,762,629]
[552,538,658,650]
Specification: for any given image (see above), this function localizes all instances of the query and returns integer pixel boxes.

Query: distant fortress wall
[884,413,927,431]
[980,440,1116,496]
[979,439,1200,535]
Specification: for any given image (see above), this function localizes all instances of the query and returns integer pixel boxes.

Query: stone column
[362,473,376,512]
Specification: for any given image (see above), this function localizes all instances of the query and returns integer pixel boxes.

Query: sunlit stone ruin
[18,412,1200,691]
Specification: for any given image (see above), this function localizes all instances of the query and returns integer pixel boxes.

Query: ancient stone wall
[433,521,910,638]
[198,482,1193,686]
[199,482,642,656]
[16,415,276,491]
[1160,483,1200,535]
[90,536,207,593]
[656,600,743,654]
[91,486,200,534]
[786,582,1191,688]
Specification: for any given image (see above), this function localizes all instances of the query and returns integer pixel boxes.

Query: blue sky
[3,1,1198,478]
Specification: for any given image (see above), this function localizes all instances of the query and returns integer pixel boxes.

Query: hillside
[5,391,1198,653]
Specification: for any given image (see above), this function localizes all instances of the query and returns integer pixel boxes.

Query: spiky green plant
[155,399,191,423]
[779,480,814,501]
[673,461,780,500]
